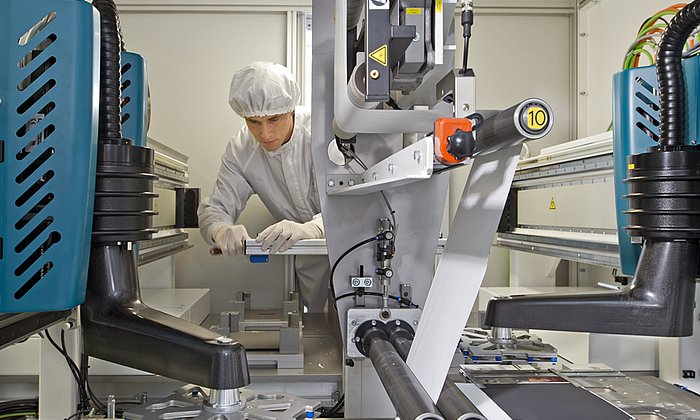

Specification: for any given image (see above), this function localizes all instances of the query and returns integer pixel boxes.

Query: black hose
[91,0,124,144]
[656,1,700,148]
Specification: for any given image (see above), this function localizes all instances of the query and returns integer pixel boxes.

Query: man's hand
[212,224,251,256]
[256,220,323,254]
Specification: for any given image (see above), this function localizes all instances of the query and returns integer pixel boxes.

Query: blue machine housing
[121,52,148,147]
[0,0,99,312]
[612,54,700,276]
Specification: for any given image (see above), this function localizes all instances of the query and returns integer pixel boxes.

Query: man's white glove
[212,224,251,256]
[256,220,323,254]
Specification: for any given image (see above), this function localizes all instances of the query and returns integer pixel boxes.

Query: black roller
[92,143,157,243]
[625,148,700,239]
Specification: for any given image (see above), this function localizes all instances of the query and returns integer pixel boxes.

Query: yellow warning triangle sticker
[549,197,556,210]
[369,44,388,67]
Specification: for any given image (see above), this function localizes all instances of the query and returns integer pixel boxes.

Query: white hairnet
[228,61,301,118]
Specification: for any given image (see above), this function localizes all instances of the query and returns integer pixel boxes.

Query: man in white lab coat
[198,61,329,312]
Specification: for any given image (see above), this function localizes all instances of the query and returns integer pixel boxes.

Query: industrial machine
[2,0,700,419]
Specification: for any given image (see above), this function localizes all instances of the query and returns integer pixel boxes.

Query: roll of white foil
[407,145,522,402]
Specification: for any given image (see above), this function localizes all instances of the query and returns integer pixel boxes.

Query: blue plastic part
[612,55,700,276]
[249,255,270,264]
[120,52,148,147]
[0,0,99,312]
[550,357,557,362]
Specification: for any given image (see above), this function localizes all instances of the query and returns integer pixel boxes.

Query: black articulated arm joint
[485,0,700,337]
[82,0,250,389]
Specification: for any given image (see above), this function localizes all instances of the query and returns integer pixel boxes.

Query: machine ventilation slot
[13,232,60,277]
[635,76,658,96]
[15,193,54,230]
[18,34,57,69]
[121,79,131,90]
[18,12,57,46]
[15,170,55,207]
[636,122,659,142]
[636,107,660,127]
[635,91,660,112]
[14,262,55,300]
[16,79,56,115]
[16,124,55,160]
[121,62,132,74]
[121,113,131,124]
[121,96,131,107]
[0,139,4,163]
[17,56,57,91]
[14,217,54,253]
[16,102,55,137]
[15,147,55,184]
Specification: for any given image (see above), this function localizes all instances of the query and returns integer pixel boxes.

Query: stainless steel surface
[346,308,421,358]
[124,386,320,420]
[489,327,516,346]
[457,365,700,420]
[495,231,620,268]
[207,388,243,410]
[245,239,328,255]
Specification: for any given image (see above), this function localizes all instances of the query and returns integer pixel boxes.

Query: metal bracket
[346,308,421,358]
[327,136,433,195]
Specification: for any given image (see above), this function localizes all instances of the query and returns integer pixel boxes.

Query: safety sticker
[406,8,422,14]
[549,197,556,210]
[436,0,443,13]
[369,44,388,67]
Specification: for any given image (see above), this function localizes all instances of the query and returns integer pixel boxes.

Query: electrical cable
[64,409,91,420]
[44,330,90,412]
[334,290,419,308]
[433,162,467,174]
[338,143,397,229]
[330,235,380,305]
[0,413,37,419]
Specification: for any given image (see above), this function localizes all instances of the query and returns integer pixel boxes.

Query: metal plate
[346,308,421,358]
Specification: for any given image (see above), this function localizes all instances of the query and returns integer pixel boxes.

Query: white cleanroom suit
[198,62,330,312]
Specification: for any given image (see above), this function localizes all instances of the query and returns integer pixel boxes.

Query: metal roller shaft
[474,98,553,157]
[367,338,444,420]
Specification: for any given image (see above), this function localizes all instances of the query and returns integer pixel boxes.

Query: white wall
[578,0,675,136]
[118,8,292,311]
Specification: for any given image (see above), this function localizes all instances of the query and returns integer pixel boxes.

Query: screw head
[216,336,234,344]
[413,33,420,42]
[328,180,335,187]
[348,179,356,186]
[388,164,394,173]
[413,320,418,326]
[351,320,357,326]
[413,150,421,162]
[462,103,470,111]
[372,172,378,180]
[354,337,360,343]
[370,69,380,79]
[395,320,401,326]
[371,320,377,326]
[351,279,360,287]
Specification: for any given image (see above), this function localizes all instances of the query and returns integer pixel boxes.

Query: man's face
[245,112,295,151]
